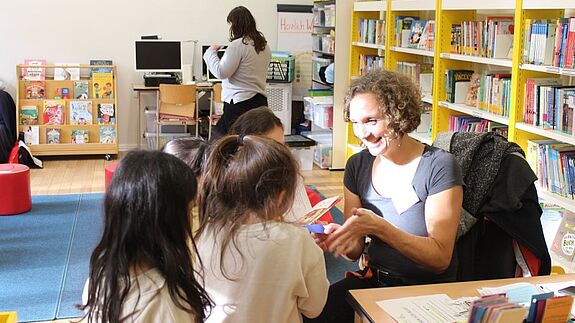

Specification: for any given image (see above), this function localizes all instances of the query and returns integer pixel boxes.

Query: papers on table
[376,294,474,323]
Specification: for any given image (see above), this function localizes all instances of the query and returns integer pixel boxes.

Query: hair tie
[237,133,245,145]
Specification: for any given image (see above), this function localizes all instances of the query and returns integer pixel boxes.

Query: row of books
[445,69,512,117]
[24,73,113,100]
[357,18,385,45]
[448,115,508,137]
[23,126,116,145]
[468,291,572,323]
[394,17,435,51]
[449,17,514,59]
[522,78,575,132]
[21,59,113,81]
[527,140,575,199]
[396,61,433,96]
[19,101,115,126]
[523,18,575,68]
[357,54,384,76]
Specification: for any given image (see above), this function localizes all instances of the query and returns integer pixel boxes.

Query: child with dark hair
[229,106,333,223]
[196,135,329,322]
[81,150,212,323]
[161,136,210,178]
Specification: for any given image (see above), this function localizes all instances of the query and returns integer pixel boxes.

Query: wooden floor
[30,156,345,197]
[30,155,343,323]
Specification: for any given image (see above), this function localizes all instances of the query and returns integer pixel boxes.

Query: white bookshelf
[520,64,575,77]
[440,53,513,68]
[352,42,386,50]
[439,101,510,125]
[390,46,434,57]
[422,95,433,104]
[516,123,575,146]
[391,0,435,11]
[408,132,433,145]
[523,0,575,9]
[354,0,386,12]
[442,0,515,10]
[537,186,575,213]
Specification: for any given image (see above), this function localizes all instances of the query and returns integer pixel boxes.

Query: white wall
[0,0,311,148]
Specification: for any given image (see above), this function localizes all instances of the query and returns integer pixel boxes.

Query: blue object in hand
[306,224,326,234]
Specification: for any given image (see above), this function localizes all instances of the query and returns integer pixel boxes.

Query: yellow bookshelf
[345,0,575,210]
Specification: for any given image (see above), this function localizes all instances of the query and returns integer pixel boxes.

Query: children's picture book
[465,72,482,107]
[99,126,117,144]
[97,103,116,124]
[61,87,70,99]
[54,63,80,80]
[22,59,46,81]
[73,81,89,99]
[71,130,89,144]
[296,195,341,226]
[551,210,575,262]
[25,80,45,99]
[24,125,39,145]
[70,101,93,125]
[89,59,113,76]
[43,100,65,125]
[408,20,427,48]
[46,128,61,144]
[19,105,38,125]
[92,72,114,99]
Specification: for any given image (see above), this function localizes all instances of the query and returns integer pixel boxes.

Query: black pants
[211,93,268,141]
[303,274,379,323]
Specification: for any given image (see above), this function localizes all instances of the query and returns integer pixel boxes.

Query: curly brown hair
[344,70,422,137]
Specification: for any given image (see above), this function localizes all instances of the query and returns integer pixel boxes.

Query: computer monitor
[202,45,226,82]
[135,40,182,72]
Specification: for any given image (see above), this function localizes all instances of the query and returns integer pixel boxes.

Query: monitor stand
[143,72,181,87]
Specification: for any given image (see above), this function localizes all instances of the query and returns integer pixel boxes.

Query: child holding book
[229,106,333,223]
[196,135,329,322]
[81,150,212,322]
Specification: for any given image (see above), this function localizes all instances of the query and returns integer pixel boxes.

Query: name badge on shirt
[391,185,420,215]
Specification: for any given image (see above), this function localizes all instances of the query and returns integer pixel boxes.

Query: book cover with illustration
[24,125,39,145]
[551,210,575,262]
[408,20,427,48]
[71,130,89,144]
[19,105,38,125]
[25,80,45,99]
[22,58,46,80]
[54,63,80,80]
[42,100,65,125]
[92,72,113,99]
[97,103,115,125]
[46,128,61,144]
[89,59,113,76]
[296,195,341,226]
[69,101,93,125]
[99,126,116,144]
[73,81,89,99]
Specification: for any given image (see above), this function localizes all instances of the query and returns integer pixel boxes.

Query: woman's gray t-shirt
[344,145,463,283]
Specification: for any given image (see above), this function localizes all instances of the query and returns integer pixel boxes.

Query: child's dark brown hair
[196,135,299,279]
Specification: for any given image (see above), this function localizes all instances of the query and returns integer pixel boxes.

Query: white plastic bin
[303,132,333,169]
[284,134,316,171]
[304,96,334,129]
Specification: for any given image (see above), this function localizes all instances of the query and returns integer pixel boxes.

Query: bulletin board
[277,5,313,100]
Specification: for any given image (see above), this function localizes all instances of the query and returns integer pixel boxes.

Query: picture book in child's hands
[296,195,341,226]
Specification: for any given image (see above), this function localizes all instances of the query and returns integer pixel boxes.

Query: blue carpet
[307,185,359,284]
[0,193,103,322]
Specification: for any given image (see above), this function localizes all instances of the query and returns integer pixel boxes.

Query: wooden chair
[156,84,198,148]
[209,83,223,139]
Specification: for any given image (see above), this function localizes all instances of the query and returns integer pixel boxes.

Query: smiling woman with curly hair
[306,70,464,323]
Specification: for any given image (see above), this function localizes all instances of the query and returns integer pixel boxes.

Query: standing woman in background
[203,6,271,140]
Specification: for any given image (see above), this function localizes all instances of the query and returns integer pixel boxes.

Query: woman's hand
[311,223,341,252]
[209,45,222,51]
[325,208,382,258]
